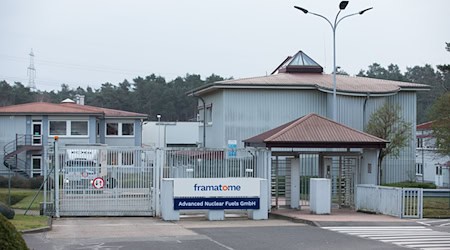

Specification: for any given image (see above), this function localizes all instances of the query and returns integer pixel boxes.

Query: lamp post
[156,114,161,148]
[294,1,372,121]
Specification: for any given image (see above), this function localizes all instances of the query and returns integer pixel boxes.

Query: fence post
[419,188,423,219]
[54,139,60,218]
[399,188,403,218]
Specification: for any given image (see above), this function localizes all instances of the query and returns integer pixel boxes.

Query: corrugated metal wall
[199,88,418,184]
[199,91,224,148]
[336,95,365,130]
[221,89,327,148]
[382,92,417,183]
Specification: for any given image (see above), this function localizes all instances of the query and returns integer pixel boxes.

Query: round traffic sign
[92,177,105,189]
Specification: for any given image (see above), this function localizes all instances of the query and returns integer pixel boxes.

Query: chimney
[75,94,85,105]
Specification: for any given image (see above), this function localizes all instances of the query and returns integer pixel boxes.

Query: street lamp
[156,114,161,148]
[294,1,372,121]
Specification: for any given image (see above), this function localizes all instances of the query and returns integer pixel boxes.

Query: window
[198,104,213,125]
[417,138,423,148]
[71,121,88,136]
[416,163,423,175]
[107,123,119,136]
[436,166,443,176]
[49,120,88,136]
[106,122,134,136]
[50,121,66,135]
[122,123,134,136]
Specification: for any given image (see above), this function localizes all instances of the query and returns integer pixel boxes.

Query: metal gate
[402,188,423,219]
[271,153,359,209]
[272,156,291,208]
[51,146,157,216]
[43,145,270,217]
[328,156,358,207]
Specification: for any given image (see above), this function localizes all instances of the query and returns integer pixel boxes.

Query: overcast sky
[1,0,449,91]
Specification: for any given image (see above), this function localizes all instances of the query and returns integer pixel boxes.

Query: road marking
[323,226,450,250]
[417,219,450,227]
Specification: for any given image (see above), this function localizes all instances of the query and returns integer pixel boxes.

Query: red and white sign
[92,177,105,189]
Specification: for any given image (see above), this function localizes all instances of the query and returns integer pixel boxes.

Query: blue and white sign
[173,178,261,198]
[227,140,237,158]
[174,197,260,210]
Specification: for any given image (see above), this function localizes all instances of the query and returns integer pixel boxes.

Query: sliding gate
[44,146,270,217]
[52,146,157,216]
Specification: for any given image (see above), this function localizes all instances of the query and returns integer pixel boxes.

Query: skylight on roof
[289,51,320,67]
[272,51,323,74]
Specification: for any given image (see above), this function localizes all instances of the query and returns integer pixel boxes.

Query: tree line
[0,44,448,123]
[0,74,225,122]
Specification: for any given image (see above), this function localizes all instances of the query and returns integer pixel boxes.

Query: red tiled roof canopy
[0,102,148,118]
[417,121,433,130]
[244,113,388,149]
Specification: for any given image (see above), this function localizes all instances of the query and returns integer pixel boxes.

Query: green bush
[12,176,31,189]
[29,176,44,189]
[0,202,15,219]
[0,176,45,189]
[383,181,437,189]
[0,176,8,187]
[0,214,28,250]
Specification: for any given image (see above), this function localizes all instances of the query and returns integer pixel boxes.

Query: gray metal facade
[198,88,418,184]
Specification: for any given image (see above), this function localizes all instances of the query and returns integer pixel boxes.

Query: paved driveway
[24,217,300,250]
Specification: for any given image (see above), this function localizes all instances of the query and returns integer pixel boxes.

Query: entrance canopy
[243,113,387,149]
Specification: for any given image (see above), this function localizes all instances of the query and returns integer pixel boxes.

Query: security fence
[41,145,270,217]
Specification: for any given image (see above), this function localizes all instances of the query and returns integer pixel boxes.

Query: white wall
[142,121,199,147]
[360,149,379,185]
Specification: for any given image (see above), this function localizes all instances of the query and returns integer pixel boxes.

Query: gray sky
[1,0,449,91]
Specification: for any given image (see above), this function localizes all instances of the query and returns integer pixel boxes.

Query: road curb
[21,216,52,234]
[269,212,321,227]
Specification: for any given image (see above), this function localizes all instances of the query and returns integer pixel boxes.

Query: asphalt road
[23,217,407,250]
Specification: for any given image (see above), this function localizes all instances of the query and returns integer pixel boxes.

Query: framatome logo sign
[173,178,260,198]
[193,183,241,192]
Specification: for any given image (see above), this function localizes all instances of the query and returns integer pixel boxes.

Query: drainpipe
[363,92,370,131]
[192,92,206,148]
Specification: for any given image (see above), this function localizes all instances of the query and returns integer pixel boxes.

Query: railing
[356,184,423,219]
[4,157,31,177]
[4,134,34,155]
[3,134,36,177]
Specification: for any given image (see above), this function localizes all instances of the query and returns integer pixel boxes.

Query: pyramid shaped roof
[273,51,323,74]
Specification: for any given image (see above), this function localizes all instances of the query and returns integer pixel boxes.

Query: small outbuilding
[244,113,387,208]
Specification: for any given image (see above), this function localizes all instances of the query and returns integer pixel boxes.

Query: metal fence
[163,148,270,179]
[356,185,423,219]
[402,188,423,218]
[42,145,271,217]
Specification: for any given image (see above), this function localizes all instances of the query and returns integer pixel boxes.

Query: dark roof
[244,113,388,149]
[0,102,148,118]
